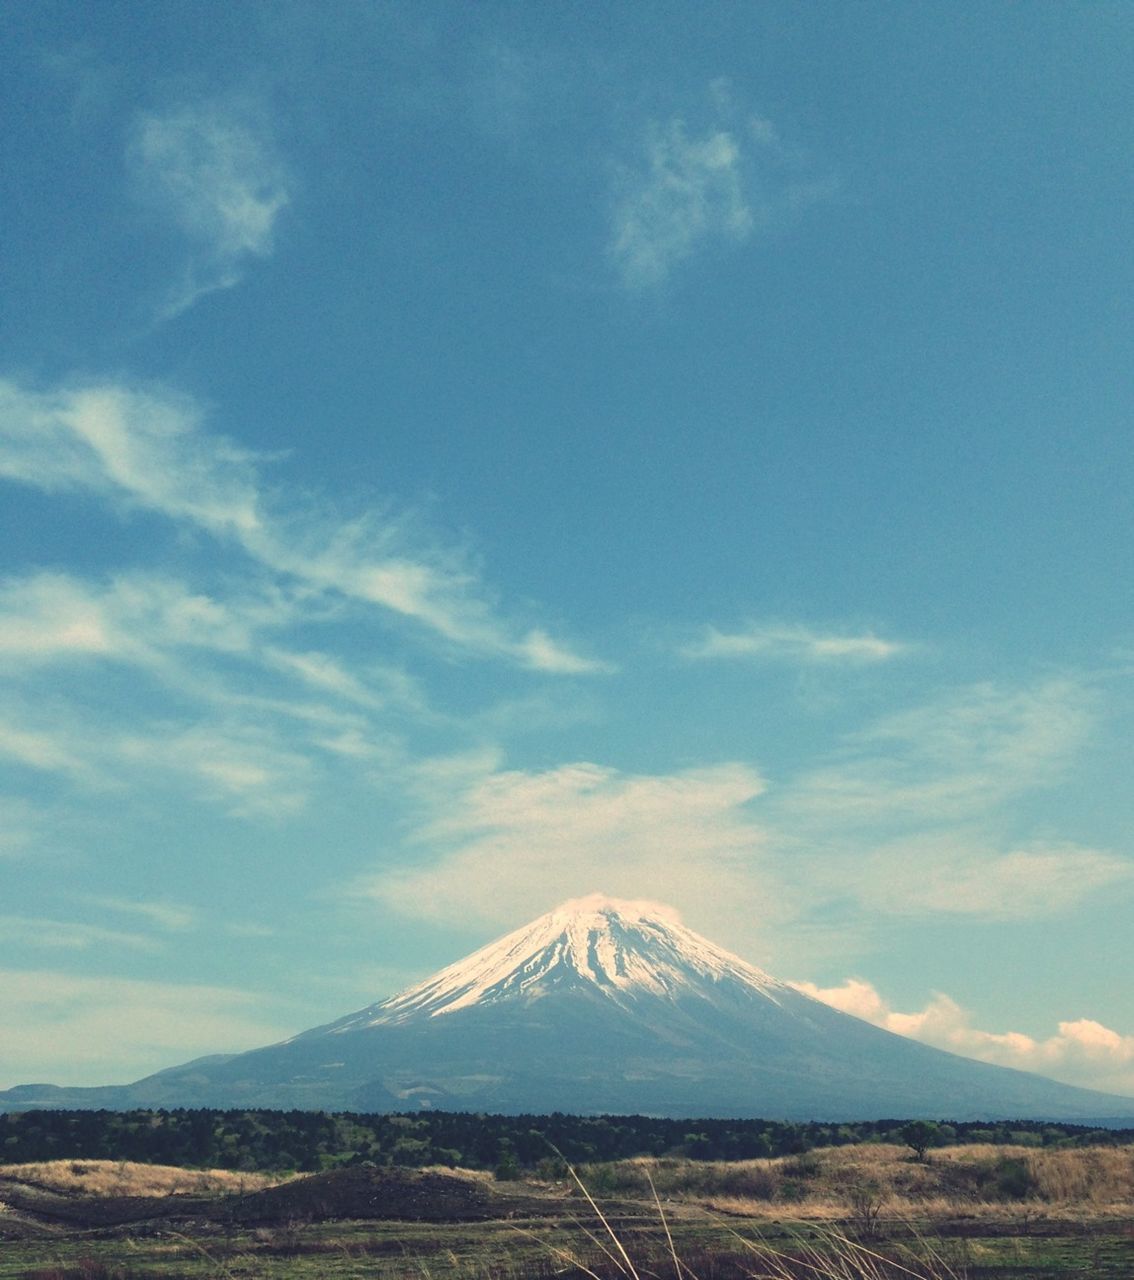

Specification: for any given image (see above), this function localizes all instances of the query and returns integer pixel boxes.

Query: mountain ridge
[3,894,1133,1121]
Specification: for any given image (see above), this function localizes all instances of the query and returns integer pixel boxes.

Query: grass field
[1,1143,1132,1278]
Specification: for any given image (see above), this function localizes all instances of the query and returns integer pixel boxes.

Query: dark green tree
[900,1120,939,1161]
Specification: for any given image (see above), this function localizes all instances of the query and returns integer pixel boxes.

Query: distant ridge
[4,895,1134,1121]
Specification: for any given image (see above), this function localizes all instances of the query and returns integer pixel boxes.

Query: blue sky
[2,1,1133,1098]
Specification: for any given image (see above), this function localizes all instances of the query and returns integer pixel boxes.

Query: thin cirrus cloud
[88,896,197,932]
[0,689,320,818]
[127,101,292,317]
[682,622,907,664]
[0,378,260,533]
[794,977,1134,1098]
[778,679,1095,832]
[0,797,41,859]
[0,564,433,816]
[0,566,423,731]
[118,721,318,819]
[608,86,834,288]
[0,374,603,819]
[610,117,753,287]
[860,841,1133,921]
[0,376,605,673]
[0,914,158,953]
[770,679,1132,924]
[0,718,94,781]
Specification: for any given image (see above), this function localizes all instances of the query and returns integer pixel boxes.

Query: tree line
[1,1109,1130,1175]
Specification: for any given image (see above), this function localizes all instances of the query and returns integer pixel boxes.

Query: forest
[2,1108,1130,1175]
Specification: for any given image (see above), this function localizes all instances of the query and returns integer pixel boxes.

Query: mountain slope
[4,894,1134,1121]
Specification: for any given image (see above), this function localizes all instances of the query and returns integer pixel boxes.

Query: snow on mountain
[6,892,1134,1120]
[325,894,789,1032]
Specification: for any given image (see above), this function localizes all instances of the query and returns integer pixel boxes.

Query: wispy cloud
[349,675,1128,953]
[0,914,157,952]
[89,896,197,931]
[0,797,42,859]
[118,722,316,818]
[795,976,1134,1098]
[683,622,906,664]
[0,719,94,780]
[762,678,1133,929]
[0,570,279,669]
[0,379,260,531]
[0,682,325,817]
[608,83,833,288]
[128,100,291,316]
[779,679,1094,832]
[861,840,1132,920]
[0,364,604,823]
[0,565,413,815]
[351,758,779,934]
[610,117,752,287]
[0,376,604,672]
[515,628,616,675]
[0,568,424,743]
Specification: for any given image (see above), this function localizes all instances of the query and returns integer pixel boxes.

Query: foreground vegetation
[1,1141,1132,1278]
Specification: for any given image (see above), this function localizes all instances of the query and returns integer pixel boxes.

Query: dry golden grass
[0,1158,283,1197]
[420,1162,495,1183]
[578,1142,1134,1223]
[1025,1145,1134,1205]
[701,1192,848,1220]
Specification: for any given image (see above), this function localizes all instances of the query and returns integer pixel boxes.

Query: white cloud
[0,377,603,672]
[861,679,1091,784]
[608,87,833,288]
[683,622,906,663]
[515,627,616,675]
[0,380,260,531]
[129,101,291,316]
[0,570,429,749]
[0,575,110,660]
[0,570,278,672]
[795,977,1134,1098]
[0,969,298,1088]
[263,647,397,710]
[0,569,412,816]
[353,758,778,933]
[349,674,1127,953]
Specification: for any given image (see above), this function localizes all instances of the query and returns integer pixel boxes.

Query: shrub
[989,1156,1038,1200]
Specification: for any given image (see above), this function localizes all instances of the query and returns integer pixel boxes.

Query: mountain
[4,894,1134,1121]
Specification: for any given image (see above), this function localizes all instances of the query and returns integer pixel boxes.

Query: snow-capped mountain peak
[19,892,1134,1122]
[329,893,787,1032]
